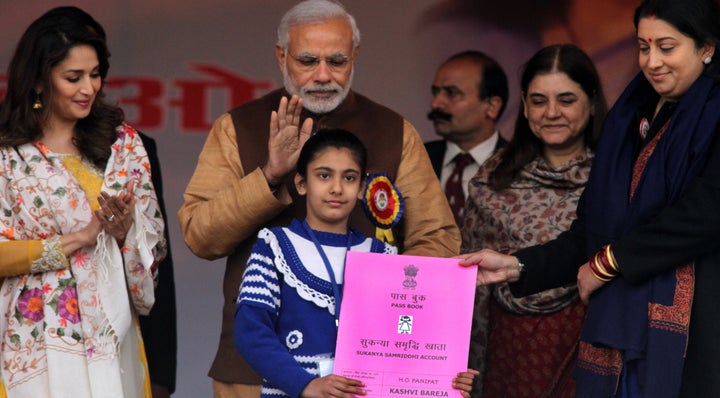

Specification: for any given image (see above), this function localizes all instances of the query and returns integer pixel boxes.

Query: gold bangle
[589,259,612,282]
[606,245,620,272]
[593,258,615,278]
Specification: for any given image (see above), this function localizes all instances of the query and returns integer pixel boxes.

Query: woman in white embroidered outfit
[0,7,166,397]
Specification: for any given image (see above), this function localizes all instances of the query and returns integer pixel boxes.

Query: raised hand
[263,95,314,185]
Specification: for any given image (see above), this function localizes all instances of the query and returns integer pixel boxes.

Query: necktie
[445,153,473,226]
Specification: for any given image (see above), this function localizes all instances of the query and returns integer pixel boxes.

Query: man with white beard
[178,1,459,398]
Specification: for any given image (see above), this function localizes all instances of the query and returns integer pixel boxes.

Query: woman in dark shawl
[461,0,720,396]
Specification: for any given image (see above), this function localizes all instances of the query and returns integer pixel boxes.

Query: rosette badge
[362,173,404,245]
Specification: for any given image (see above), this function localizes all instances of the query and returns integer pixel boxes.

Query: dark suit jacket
[424,135,507,179]
[138,132,177,393]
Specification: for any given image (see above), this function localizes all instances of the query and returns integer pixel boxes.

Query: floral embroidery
[2,228,13,239]
[286,330,303,350]
[0,123,165,393]
[29,236,69,273]
[59,154,103,211]
[56,286,81,324]
[16,287,44,323]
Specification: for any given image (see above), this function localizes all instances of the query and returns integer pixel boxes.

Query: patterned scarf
[464,148,593,314]
[0,124,165,397]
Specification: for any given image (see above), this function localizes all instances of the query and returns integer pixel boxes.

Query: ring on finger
[107,214,115,222]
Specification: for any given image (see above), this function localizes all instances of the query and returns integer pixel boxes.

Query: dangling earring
[32,92,42,110]
[704,56,713,65]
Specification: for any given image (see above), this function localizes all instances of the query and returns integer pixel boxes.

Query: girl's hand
[301,374,366,398]
[453,368,480,398]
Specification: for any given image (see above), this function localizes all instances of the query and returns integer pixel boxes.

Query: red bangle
[596,248,619,277]
[595,255,614,277]
[588,256,612,282]
[588,245,620,283]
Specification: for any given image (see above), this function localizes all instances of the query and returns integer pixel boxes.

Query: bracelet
[516,258,526,275]
[588,245,619,282]
[605,245,620,272]
[588,258,612,282]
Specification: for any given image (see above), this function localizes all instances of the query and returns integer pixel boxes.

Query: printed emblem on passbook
[403,264,418,288]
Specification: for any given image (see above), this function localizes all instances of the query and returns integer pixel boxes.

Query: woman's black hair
[296,128,368,178]
[489,44,607,190]
[634,0,720,53]
[0,6,123,169]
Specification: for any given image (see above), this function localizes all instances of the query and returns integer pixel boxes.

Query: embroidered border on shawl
[576,342,623,377]
[576,119,690,386]
[648,264,693,334]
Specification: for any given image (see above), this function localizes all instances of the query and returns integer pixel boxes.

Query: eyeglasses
[289,53,352,72]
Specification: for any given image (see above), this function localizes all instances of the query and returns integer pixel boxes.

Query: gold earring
[32,92,42,110]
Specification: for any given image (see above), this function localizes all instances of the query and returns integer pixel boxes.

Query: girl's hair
[489,44,607,190]
[296,128,367,177]
[634,0,720,72]
[0,6,123,169]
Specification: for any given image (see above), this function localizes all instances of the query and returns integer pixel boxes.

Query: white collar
[442,131,500,168]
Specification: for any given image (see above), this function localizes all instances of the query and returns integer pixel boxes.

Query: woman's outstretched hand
[457,249,522,286]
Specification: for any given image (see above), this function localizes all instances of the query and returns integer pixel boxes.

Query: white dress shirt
[439,131,500,198]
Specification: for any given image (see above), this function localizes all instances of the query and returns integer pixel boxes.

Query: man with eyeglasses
[178,1,460,398]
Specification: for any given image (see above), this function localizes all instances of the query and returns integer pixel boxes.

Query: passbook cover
[334,252,477,398]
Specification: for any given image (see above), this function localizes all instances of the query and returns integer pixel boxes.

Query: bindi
[648,38,653,43]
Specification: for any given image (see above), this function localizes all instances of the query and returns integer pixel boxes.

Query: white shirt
[439,131,500,198]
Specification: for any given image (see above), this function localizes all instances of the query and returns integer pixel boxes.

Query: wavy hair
[0,6,123,169]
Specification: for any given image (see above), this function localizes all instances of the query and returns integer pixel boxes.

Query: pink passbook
[334,252,477,398]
